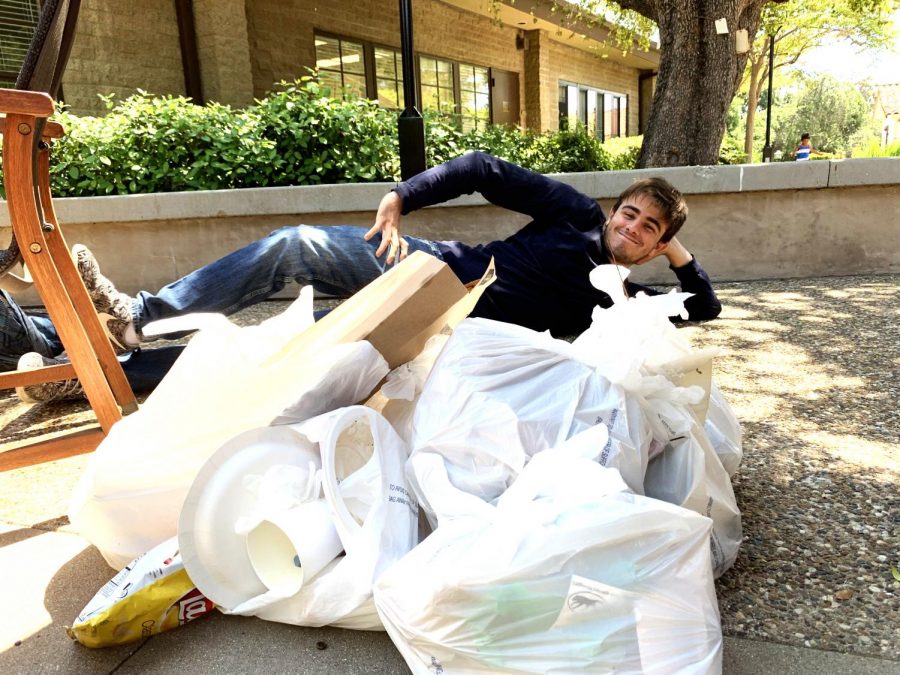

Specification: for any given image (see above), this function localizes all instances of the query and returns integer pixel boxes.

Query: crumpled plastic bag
[70,288,390,570]
[224,406,419,630]
[407,319,654,526]
[375,451,723,674]
[705,381,743,477]
[570,266,743,578]
[406,264,742,576]
[366,333,450,445]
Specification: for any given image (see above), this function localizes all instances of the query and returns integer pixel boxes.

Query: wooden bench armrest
[0,115,65,137]
[43,120,65,138]
[0,89,55,117]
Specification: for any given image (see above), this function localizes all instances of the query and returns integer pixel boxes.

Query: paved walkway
[1,275,898,673]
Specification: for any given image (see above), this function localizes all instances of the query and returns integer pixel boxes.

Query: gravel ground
[1,275,897,659]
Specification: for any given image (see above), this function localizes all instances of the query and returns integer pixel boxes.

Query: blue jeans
[0,290,61,371]
[1,225,443,383]
[132,225,444,334]
[0,290,185,390]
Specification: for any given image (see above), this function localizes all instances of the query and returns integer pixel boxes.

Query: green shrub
[851,138,900,158]
[422,112,467,167]
[602,135,642,171]
[457,123,541,167]
[252,78,399,185]
[10,77,783,198]
[718,134,747,165]
[525,124,611,173]
[50,93,268,195]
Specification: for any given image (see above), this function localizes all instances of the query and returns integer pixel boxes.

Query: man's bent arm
[393,151,602,228]
[627,242,722,321]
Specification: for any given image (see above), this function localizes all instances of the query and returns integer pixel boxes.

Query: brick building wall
[244,0,524,105]
[546,38,642,134]
[192,0,254,107]
[523,30,551,130]
[57,0,650,135]
[64,0,184,115]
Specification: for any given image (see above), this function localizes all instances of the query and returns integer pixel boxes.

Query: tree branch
[608,0,657,22]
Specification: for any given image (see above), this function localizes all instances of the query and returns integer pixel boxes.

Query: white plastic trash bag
[185,406,418,630]
[374,452,723,674]
[572,266,743,578]
[407,318,652,524]
[366,334,450,445]
[70,288,390,569]
[705,382,743,477]
[643,420,742,578]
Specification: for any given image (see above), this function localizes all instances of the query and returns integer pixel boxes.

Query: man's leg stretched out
[12,224,444,401]
[81,224,444,349]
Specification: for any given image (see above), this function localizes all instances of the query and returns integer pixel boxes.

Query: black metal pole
[762,33,775,162]
[398,0,426,179]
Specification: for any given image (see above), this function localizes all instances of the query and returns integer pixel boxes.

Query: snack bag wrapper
[67,536,214,647]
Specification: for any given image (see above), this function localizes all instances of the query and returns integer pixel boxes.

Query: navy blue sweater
[394,152,721,336]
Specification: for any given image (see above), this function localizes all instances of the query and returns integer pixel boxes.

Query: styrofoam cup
[245,500,343,596]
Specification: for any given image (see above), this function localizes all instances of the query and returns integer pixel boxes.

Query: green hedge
[0,77,641,198]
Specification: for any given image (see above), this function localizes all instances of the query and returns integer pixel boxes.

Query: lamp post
[398,0,426,179]
[762,33,775,162]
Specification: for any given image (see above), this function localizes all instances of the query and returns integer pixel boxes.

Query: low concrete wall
[2,158,898,304]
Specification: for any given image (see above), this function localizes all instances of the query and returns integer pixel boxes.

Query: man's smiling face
[604,195,670,266]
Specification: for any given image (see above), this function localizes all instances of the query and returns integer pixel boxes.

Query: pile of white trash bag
[69,265,742,673]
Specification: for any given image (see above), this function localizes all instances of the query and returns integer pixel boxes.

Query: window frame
[417,52,492,129]
[314,31,405,108]
[558,80,629,141]
[313,31,495,127]
[457,61,491,131]
[417,53,458,117]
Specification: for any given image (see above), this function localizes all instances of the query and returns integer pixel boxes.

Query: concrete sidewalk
[1,520,898,675]
[1,521,898,675]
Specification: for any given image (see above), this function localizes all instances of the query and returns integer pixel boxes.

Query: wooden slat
[1,117,65,140]
[0,427,104,472]
[37,143,139,414]
[0,88,54,116]
[0,363,76,389]
[3,112,122,432]
[43,120,65,138]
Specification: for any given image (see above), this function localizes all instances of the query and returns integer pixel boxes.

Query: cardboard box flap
[279,252,494,369]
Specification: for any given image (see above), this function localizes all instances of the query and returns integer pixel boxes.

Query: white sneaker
[15,351,84,403]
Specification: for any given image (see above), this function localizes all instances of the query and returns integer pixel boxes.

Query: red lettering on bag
[176,588,215,624]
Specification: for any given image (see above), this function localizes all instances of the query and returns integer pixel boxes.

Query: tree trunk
[743,55,766,162]
[635,0,765,168]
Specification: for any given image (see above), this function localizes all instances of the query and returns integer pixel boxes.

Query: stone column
[191,0,255,107]
[523,29,554,132]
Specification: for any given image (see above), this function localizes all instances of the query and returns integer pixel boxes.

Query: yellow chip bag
[67,536,215,647]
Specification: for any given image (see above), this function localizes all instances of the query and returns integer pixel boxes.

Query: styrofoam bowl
[178,425,321,610]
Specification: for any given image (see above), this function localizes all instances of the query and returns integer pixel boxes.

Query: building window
[314,34,405,109]
[420,56,456,115]
[374,47,404,109]
[315,35,367,98]
[559,82,628,140]
[0,0,40,89]
[420,57,491,129]
[313,34,496,125]
[459,63,490,131]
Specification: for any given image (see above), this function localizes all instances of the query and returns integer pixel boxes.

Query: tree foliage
[496,0,895,167]
[773,74,873,157]
[739,0,898,161]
